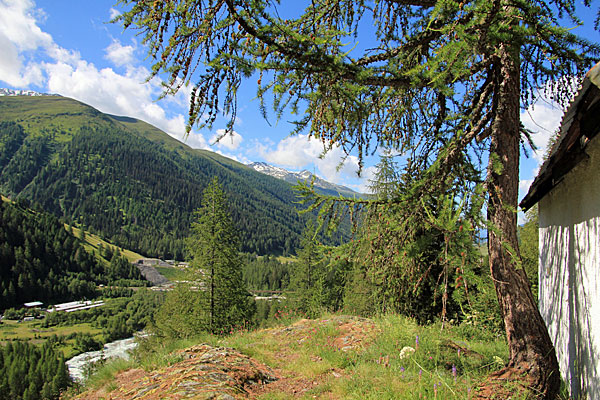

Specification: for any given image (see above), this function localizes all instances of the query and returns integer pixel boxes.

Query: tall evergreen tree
[119,0,599,396]
[187,177,254,334]
[288,220,325,317]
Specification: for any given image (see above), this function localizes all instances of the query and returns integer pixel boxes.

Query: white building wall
[539,134,600,400]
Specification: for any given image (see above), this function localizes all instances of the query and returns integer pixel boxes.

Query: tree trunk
[486,43,560,398]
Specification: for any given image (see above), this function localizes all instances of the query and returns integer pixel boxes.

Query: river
[66,336,138,382]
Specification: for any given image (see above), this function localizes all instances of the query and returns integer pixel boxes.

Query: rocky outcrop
[75,344,277,400]
[136,264,170,286]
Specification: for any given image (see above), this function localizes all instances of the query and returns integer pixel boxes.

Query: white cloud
[211,129,243,150]
[0,0,212,151]
[519,178,534,200]
[0,0,52,51]
[520,99,563,166]
[109,8,121,20]
[104,39,135,67]
[0,0,53,86]
[259,134,322,168]
[257,134,369,186]
[44,59,209,147]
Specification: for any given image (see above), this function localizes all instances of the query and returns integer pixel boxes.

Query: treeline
[0,339,69,400]
[0,199,144,310]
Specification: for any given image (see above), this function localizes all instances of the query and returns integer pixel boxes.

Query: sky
[0,0,597,209]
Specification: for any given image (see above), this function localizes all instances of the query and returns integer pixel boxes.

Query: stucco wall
[539,134,600,400]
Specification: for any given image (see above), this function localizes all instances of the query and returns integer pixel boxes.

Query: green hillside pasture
[0,319,103,358]
[154,265,189,281]
[0,96,112,139]
[68,225,144,264]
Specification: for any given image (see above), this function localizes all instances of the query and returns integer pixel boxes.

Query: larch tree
[187,176,254,334]
[118,0,599,396]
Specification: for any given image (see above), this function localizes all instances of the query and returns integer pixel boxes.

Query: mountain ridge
[247,161,362,198]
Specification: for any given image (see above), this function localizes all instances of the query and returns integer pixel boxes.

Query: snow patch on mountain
[0,88,58,97]
[247,162,360,197]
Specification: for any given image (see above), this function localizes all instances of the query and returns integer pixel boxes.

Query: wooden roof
[520,63,600,211]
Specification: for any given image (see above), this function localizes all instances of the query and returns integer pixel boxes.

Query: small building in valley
[520,62,600,400]
[23,301,43,308]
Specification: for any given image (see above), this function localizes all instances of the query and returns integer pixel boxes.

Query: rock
[75,344,277,400]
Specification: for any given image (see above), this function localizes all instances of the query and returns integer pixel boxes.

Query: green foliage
[152,283,207,338]
[40,291,164,344]
[73,332,103,353]
[118,0,597,171]
[346,155,483,325]
[155,177,255,337]
[189,177,255,334]
[288,221,326,318]
[0,339,70,400]
[241,254,290,292]
[518,207,539,304]
[287,223,351,319]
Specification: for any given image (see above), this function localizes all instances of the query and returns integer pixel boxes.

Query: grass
[154,266,188,281]
[0,319,104,358]
[229,314,508,399]
[68,225,144,263]
[77,313,511,399]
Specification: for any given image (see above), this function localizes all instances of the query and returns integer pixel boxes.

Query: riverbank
[67,337,138,382]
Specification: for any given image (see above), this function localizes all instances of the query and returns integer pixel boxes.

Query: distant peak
[247,161,359,197]
[0,88,58,97]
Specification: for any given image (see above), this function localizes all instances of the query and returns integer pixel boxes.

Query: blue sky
[0,0,597,206]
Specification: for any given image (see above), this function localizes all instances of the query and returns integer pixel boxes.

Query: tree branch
[384,0,438,7]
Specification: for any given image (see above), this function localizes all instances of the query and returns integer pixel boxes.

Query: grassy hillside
[0,96,332,259]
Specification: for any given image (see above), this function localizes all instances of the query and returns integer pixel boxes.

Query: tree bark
[487,43,560,398]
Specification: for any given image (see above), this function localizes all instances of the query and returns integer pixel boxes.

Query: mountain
[248,162,361,198]
[0,95,335,259]
[0,88,57,97]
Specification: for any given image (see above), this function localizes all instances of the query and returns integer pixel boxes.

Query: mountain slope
[0,96,321,258]
[0,198,143,309]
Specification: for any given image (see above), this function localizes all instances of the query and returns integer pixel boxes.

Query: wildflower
[416,335,419,350]
[399,346,415,359]
[452,364,457,383]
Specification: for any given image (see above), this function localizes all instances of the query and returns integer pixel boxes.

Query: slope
[0,96,317,258]
[0,198,144,310]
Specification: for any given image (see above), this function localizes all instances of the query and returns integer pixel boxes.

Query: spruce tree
[119,0,599,395]
[187,177,254,334]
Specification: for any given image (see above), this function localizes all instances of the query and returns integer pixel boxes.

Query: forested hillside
[0,96,324,258]
[0,199,143,310]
